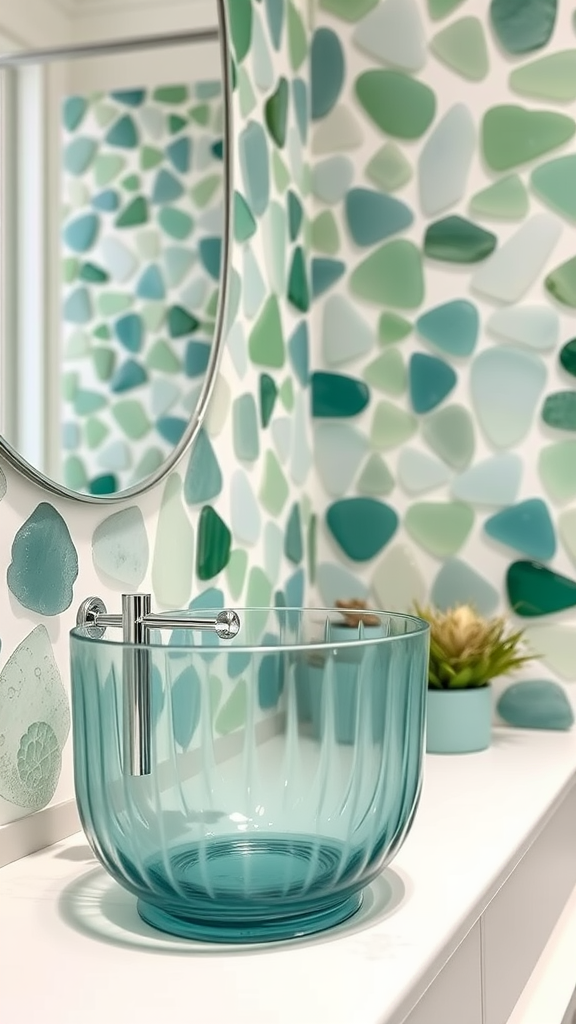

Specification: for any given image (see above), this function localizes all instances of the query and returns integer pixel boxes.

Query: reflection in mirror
[0,0,229,500]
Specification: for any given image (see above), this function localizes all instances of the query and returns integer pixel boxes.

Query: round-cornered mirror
[0,0,231,502]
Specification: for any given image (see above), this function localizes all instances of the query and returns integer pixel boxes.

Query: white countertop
[2,728,576,1024]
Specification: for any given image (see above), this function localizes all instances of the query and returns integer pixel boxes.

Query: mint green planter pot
[426,686,492,754]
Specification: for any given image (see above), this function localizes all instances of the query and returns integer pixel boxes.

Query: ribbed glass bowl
[70,607,429,943]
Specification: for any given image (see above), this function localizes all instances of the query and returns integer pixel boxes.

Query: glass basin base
[135,833,364,943]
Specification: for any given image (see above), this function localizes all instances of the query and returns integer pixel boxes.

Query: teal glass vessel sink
[70,604,429,944]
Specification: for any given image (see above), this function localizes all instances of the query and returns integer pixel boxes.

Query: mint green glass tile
[158,207,193,240]
[92,347,115,381]
[471,347,546,447]
[320,0,379,20]
[115,196,148,228]
[510,50,576,102]
[312,105,363,156]
[470,175,529,220]
[230,470,261,546]
[485,498,556,560]
[372,544,426,612]
[226,549,248,601]
[419,106,476,217]
[370,400,417,449]
[482,105,575,172]
[355,70,435,139]
[190,174,221,208]
[122,173,140,192]
[272,415,291,463]
[423,404,475,470]
[263,201,287,294]
[311,155,354,204]
[405,501,474,558]
[364,349,406,395]
[153,85,188,104]
[229,0,252,62]
[189,104,210,127]
[542,391,576,430]
[215,680,248,736]
[85,417,109,449]
[428,0,465,17]
[141,146,163,171]
[74,390,106,415]
[273,151,289,191]
[94,103,117,128]
[546,256,576,307]
[243,245,266,318]
[451,453,522,506]
[357,453,394,496]
[524,626,576,679]
[252,12,274,93]
[290,392,312,486]
[238,67,257,118]
[424,216,496,263]
[265,76,289,148]
[183,428,222,505]
[472,214,561,303]
[64,455,88,492]
[151,379,180,418]
[559,509,576,566]
[63,372,78,401]
[259,450,289,515]
[352,0,425,72]
[234,191,257,242]
[311,210,340,254]
[63,257,79,284]
[487,305,559,351]
[350,239,424,308]
[490,0,557,55]
[239,121,270,217]
[531,155,576,221]
[164,246,195,288]
[279,378,294,413]
[430,17,489,81]
[288,1,307,70]
[246,567,273,611]
[94,154,125,187]
[432,559,499,616]
[314,422,368,496]
[146,340,180,373]
[233,394,260,462]
[322,294,372,367]
[64,137,97,176]
[365,142,412,192]
[326,497,398,562]
[131,448,164,486]
[539,441,576,503]
[249,296,285,368]
[152,475,194,607]
[397,447,450,495]
[65,330,88,358]
[379,312,412,345]
[112,399,150,439]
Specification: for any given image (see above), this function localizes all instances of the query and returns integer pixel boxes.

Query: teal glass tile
[311,28,345,119]
[110,359,147,393]
[233,394,260,461]
[199,237,222,280]
[260,374,278,427]
[416,300,479,357]
[7,503,78,614]
[234,191,257,242]
[156,416,187,445]
[288,321,309,385]
[164,247,195,288]
[485,498,556,559]
[196,506,232,581]
[424,215,497,262]
[63,213,99,253]
[136,264,165,300]
[239,121,270,217]
[106,114,138,148]
[158,207,194,240]
[166,137,191,174]
[311,258,345,297]
[115,313,143,352]
[311,372,370,418]
[285,503,303,564]
[345,188,413,246]
[490,0,557,55]
[326,497,398,561]
[92,189,119,212]
[288,190,303,241]
[498,680,574,731]
[64,137,97,176]
[168,305,200,338]
[507,561,576,618]
[542,392,576,430]
[115,195,148,228]
[63,96,87,131]
[471,346,547,447]
[409,352,457,413]
[292,78,308,143]
[288,246,310,311]
[184,341,210,377]
[152,168,184,204]
[111,89,145,106]
[451,453,523,506]
[266,0,285,49]
[183,428,222,504]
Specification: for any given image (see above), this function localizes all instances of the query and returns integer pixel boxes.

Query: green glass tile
[260,374,278,428]
[364,349,406,395]
[285,503,303,564]
[357,453,394,496]
[423,404,475,470]
[490,0,557,56]
[189,103,210,126]
[259,450,289,515]
[233,394,260,462]
[308,514,317,585]
[146,340,180,373]
[74,389,106,415]
[249,296,285,368]
[424,216,497,263]
[428,0,465,18]
[226,549,248,601]
[79,262,108,284]
[542,391,576,430]
[153,85,188,104]
[287,247,310,312]
[350,240,424,308]
[470,175,529,219]
[85,417,109,449]
[93,324,111,340]
[215,680,247,736]
[229,0,252,62]
[115,196,148,228]
[379,312,412,345]
[370,400,417,449]
[94,154,125,187]
[158,207,194,241]
[272,150,291,193]
[246,567,273,610]
[507,561,576,618]
[431,17,489,81]
[482,105,575,172]
[168,114,187,134]
[279,378,294,412]
[531,155,576,221]
[560,339,576,376]
[510,50,576,102]
[122,173,140,192]
[64,455,88,491]
[355,70,436,140]
[559,509,576,566]
[320,0,378,19]
[545,257,576,307]
[141,302,165,332]
[311,210,340,254]
[311,372,369,418]
[327,497,398,561]
[63,372,78,402]
[238,67,257,118]
[190,174,221,209]
[265,77,289,148]
[405,501,474,557]
[288,1,307,71]
[539,441,576,502]
[112,399,151,439]
[365,142,412,192]
[92,347,115,381]
[168,305,199,338]
[63,257,79,283]
[524,625,576,679]
[65,330,89,358]
[106,114,138,149]
[141,146,163,170]
[196,506,231,581]
[288,191,303,242]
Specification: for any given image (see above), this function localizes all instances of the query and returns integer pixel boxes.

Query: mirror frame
[0,0,232,504]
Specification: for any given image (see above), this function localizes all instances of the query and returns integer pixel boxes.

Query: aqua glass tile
[531,155,576,221]
[146,340,180,374]
[158,207,193,240]
[288,247,310,312]
[115,196,148,228]
[322,295,373,367]
[230,471,260,545]
[156,415,186,446]
[416,300,478,358]
[115,313,143,352]
[355,70,436,139]
[292,78,308,143]
[397,447,450,495]
[234,191,257,242]
[311,155,354,204]
[406,501,474,558]
[365,142,412,192]
[345,188,413,246]
[326,497,398,561]
[539,441,576,503]
[482,105,575,172]
[106,114,138,148]
[510,51,576,102]
[311,258,345,298]
[97,441,131,472]
[472,214,562,303]
[73,389,106,416]
[136,264,165,300]
[168,305,199,338]
[63,96,87,131]
[311,372,370,418]
[542,392,576,430]
[418,105,476,217]
[92,505,148,587]
[112,89,145,106]
[370,400,417,449]
[422,404,475,470]
[357,453,394,496]
[166,137,191,173]
[151,168,184,205]
[239,121,270,217]
[63,213,99,253]
[546,256,576,308]
[451,453,522,506]
[471,347,547,448]
[7,503,78,614]
[498,680,574,731]
[487,305,559,352]
[507,561,576,618]
[184,342,210,378]
[315,422,368,496]
[199,238,222,281]
[485,498,556,560]
[249,296,285,368]
[64,137,96,176]
[353,0,425,71]
[110,359,147,393]
[233,394,260,462]
[311,28,344,119]
[182,428,222,505]
[430,17,489,81]
[490,0,557,55]
[350,240,424,308]
[409,353,457,413]
[265,77,289,148]
[288,322,309,385]
[470,175,529,220]
[424,216,496,263]
[142,302,165,332]
[432,559,499,616]
[64,287,92,324]
[62,422,80,450]
[316,562,369,609]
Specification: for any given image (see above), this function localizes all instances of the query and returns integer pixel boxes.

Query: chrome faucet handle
[76,594,241,641]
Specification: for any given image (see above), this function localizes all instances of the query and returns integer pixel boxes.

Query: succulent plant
[414,603,535,690]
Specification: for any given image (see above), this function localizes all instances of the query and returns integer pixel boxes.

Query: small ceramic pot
[308,624,383,744]
[426,685,492,754]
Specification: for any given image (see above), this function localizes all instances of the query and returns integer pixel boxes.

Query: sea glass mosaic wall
[0,0,314,825]
[61,81,225,496]
[310,0,576,723]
